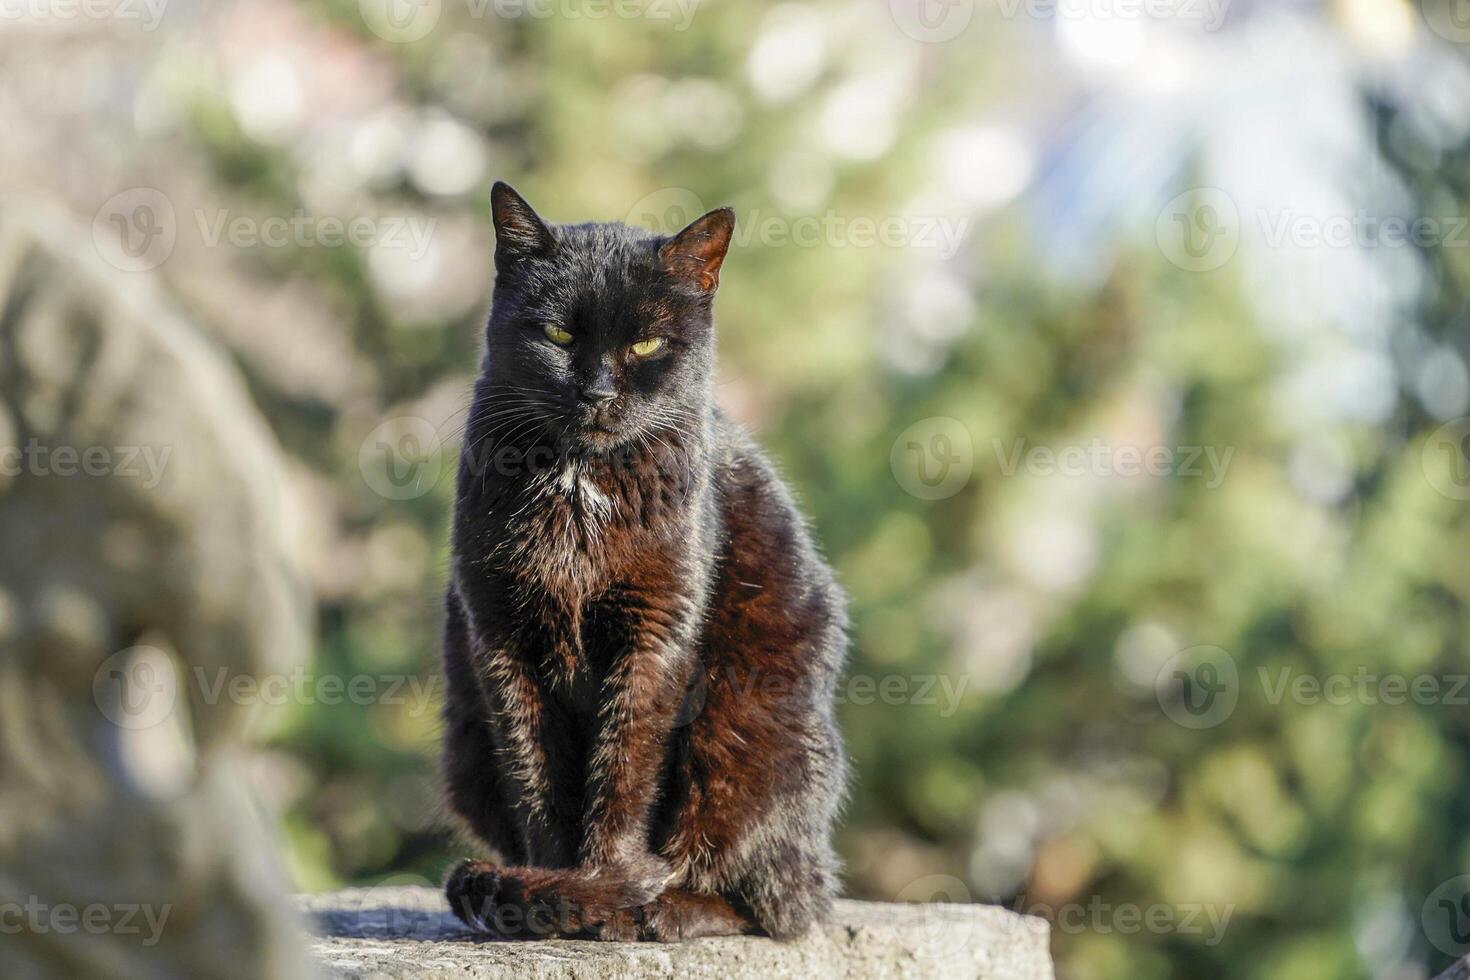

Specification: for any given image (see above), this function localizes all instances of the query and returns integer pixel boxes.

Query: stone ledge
[300,886,1055,980]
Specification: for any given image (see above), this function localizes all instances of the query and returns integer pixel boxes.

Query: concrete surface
[300,885,1055,980]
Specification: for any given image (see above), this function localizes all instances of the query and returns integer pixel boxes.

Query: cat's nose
[578,385,617,407]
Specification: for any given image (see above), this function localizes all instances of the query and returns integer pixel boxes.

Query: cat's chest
[459,455,705,681]
[456,445,703,637]
[491,464,673,680]
[494,461,629,594]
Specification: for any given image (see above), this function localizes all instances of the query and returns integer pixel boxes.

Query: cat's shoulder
[706,407,804,519]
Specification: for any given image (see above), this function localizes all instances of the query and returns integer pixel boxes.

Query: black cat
[441,183,847,941]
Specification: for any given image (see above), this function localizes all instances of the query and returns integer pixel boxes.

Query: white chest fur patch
[490,459,621,600]
[547,459,612,522]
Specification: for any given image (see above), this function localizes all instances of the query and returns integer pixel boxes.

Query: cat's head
[481,181,733,454]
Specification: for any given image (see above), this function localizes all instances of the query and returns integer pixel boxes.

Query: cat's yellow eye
[543,324,574,346]
[631,337,665,357]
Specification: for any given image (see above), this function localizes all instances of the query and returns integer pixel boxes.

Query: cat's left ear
[490,181,554,264]
[659,208,735,293]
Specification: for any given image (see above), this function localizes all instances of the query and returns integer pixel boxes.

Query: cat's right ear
[490,182,554,263]
[658,208,735,293]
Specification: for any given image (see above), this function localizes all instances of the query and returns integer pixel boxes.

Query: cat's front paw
[590,851,673,906]
[444,859,505,933]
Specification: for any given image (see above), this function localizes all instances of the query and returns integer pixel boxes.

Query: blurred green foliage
[156,3,1470,976]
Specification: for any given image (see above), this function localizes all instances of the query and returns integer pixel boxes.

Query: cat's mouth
[560,397,655,450]
[567,412,629,449]
[576,404,626,437]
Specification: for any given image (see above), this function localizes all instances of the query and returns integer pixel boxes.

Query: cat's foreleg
[578,630,695,893]
[450,631,698,938]
[478,646,577,866]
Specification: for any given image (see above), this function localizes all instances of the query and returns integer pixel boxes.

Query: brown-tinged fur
[442,184,847,941]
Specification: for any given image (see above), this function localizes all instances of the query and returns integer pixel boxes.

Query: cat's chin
[563,425,630,455]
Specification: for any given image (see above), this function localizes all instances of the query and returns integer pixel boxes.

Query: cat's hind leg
[594,887,759,942]
[440,590,525,863]
[657,642,848,940]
